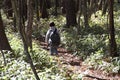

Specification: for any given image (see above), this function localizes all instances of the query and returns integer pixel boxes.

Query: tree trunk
[61,0,66,14]
[65,0,77,27]
[0,10,12,66]
[83,0,89,28]
[13,15,17,32]
[0,11,12,50]
[35,0,40,21]
[19,0,40,79]
[75,0,79,12]
[26,0,33,50]
[98,0,103,10]
[22,0,27,22]
[77,0,82,34]
[40,0,48,18]
[3,0,13,18]
[11,0,40,79]
[54,0,58,16]
[109,0,118,57]
[102,0,108,15]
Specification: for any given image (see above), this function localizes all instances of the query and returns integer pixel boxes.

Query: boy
[45,22,60,55]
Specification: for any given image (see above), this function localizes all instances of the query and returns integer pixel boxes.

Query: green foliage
[6,31,53,68]
[61,27,78,51]
[1,3,120,79]
[84,52,120,74]
[30,42,53,68]
[0,58,70,80]
[6,31,23,58]
[76,74,84,80]
[38,64,67,80]
[0,28,73,79]
[0,59,35,80]
[114,5,120,54]
[61,26,108,59]
[61,8,120,74]
[90,10,108,27]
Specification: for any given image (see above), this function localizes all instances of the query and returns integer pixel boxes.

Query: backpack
[50,28,60,46]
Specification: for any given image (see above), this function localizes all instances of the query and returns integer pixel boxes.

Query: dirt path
[39,41,120,80]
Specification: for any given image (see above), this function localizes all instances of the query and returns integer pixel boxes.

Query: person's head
[49,22,55,27]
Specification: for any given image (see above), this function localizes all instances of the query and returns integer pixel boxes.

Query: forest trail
[39,41,120,80]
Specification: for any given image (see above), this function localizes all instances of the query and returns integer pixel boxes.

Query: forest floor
[39,41,120,80]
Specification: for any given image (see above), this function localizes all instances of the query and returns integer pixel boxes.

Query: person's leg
[54,46,58,55]
[50,46,54,55]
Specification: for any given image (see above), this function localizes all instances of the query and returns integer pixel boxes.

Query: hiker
[45,22,60,55]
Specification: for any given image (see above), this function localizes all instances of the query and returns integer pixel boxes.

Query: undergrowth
[0,30,70,80]
[1,3,120,79]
